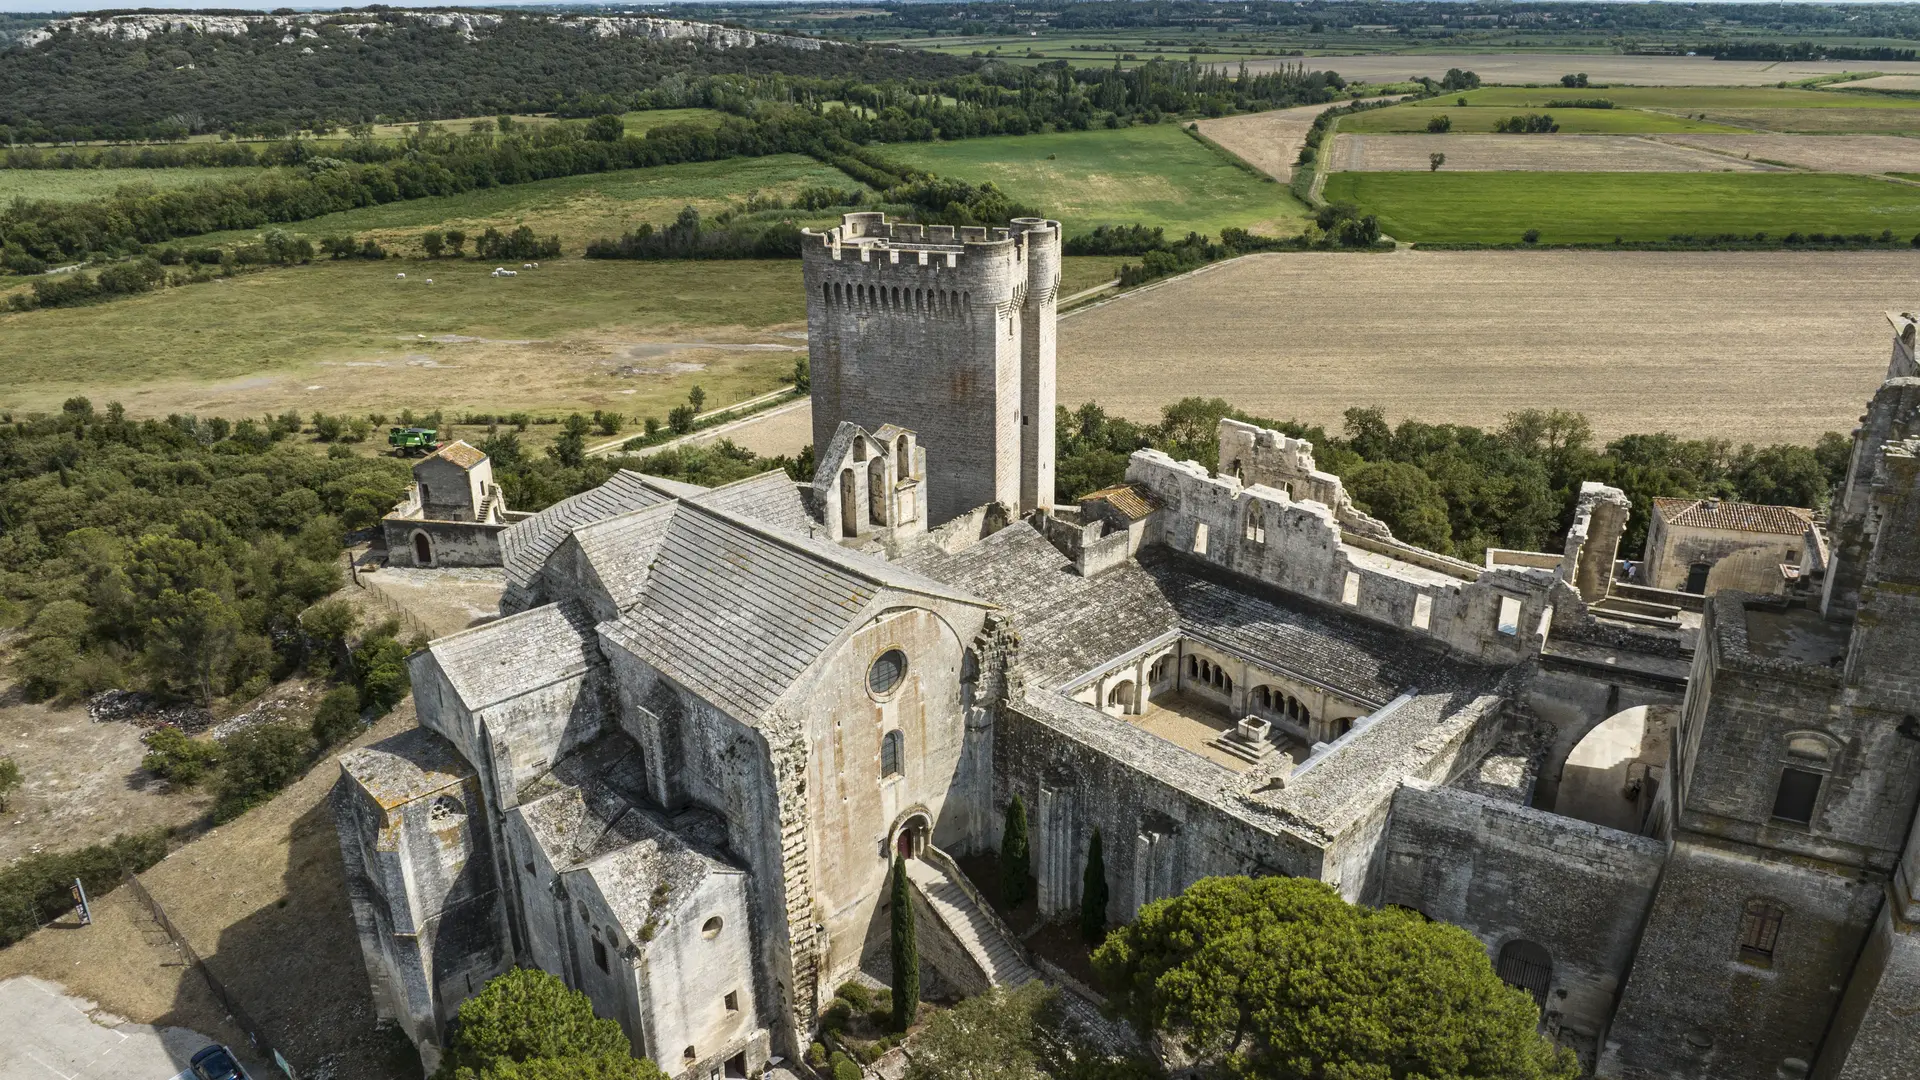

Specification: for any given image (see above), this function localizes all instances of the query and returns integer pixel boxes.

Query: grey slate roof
[501,471,679,587]
[428,599,601,713]
[902,521,1462,704]
[570,503,680,612]
[690,470,820,534]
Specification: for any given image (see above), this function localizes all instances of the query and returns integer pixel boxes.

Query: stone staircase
[904,854,1035,989]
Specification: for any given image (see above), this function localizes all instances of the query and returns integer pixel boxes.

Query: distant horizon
[9,0,1920,13]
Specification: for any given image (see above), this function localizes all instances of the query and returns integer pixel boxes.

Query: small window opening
[702,916,724,939]
[881,729,905,778]
[683,1047,697,1065]
[724,991,739,1012]
[1738,900,1785,967]
[1192,522,1209,555]
[1772,767,1822,825]
[1342,572,1360,606]
[1412,593,1433,630]
[592,937,609,974]
[869,649,908,698]
[1496,596,1522,636]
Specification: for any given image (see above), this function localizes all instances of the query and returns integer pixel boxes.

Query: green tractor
[387,426,441,456]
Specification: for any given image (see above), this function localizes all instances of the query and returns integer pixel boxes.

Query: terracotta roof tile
[1083,483,1160,522]
[430,440,488,469]
[1652,497,1814,535]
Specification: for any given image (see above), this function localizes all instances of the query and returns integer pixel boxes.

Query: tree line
[1056,397,1847,563]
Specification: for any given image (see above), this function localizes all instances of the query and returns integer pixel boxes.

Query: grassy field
[0,254,1117,423]
[182,154,867,251]
[1322,171,1920,243]
[885,123,1310,237]
[1341,104,1745,134]
[1411,86,1920,110]
[0,165,278,202]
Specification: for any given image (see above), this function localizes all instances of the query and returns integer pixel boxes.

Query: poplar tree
[889,857,919,1032]
[1001,794,1031,909]
[1080,827,1108,944]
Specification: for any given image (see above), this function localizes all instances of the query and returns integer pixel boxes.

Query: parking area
[0,976,213,1080]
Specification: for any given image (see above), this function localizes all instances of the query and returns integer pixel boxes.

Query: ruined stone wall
[1525,663,1685,815]
[1823,377,1920,619]
[803,214,1059,524]
[1382,781,1665,1044]
[1128,450,1552,667]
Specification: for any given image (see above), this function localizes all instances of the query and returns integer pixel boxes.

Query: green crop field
[884,123,1309,237]
[0,165,280,203]
[1323,171,1920,244]
[1340,104,1744,134]
[181,154,868,251]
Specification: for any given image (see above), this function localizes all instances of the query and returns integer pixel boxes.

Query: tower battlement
[803,212,1060,524]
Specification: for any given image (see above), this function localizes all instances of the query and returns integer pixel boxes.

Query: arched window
[868,455,888,526]
[896,435,911,477]
[1253,686,1271,710]
[412,532,433,566]
[1245,502,1265,544]
[1496,940,1553,1008]
[881,729,904,778]
[1107,679,1135,714]
[1738,900,1785,968]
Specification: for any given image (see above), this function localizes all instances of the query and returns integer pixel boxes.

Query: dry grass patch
[1836,76,1920,92]
[1695,108,1920,134]
[1651,133,1920,173]
[1197,102,1353,182]
[1327,133,1778,172]
[1057,249,1906,444]
[1241,53,1920,86]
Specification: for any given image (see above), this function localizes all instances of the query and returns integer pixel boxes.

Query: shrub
[353,623,411,716]
[836,982,874,1012]
[1426,113,1451,133]
[212,722,312,822]
[667,405,697,435]
[0,756,19,810]
[311,686,364,747]
[1522,229,1542,244]
[0,831,169,946]
[142,726,222,786]
[829,1053,862,1080]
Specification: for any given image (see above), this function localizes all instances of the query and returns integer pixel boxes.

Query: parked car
[189,1044,252,1080]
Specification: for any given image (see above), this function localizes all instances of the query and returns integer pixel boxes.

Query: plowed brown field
[1056,249,1908,443]
[1651,133,1920,173]
[1327,133,1778,172]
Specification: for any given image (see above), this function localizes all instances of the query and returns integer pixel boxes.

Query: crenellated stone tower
[802,212,1060,525]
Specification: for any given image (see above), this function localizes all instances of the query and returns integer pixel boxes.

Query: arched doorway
[893,811,931,860]
[412,531,433,566]
[1497,940,1553,1010]
[1106,679,1136,716]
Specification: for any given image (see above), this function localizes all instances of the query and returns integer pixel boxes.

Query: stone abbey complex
[333,214,1920,1080]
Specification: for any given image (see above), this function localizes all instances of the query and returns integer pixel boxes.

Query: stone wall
[1818,904,1920,1080]
[1381,781,1665,1044]
[383,516,507,568]
[1127,449,1553,667]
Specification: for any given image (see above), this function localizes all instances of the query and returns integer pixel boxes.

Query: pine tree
[1001,794,1031,909]
[1080,827,1108,944]
[889,857,919,1032]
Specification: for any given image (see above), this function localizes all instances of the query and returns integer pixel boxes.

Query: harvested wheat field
[1327,133,1778,172]
[1697,108,1920,134]
[1241,52,1920,86]
[1651,133,1920,174]
[1058,249,1911,443]
[1839,75,1920,92]
[1199,102,1373,182]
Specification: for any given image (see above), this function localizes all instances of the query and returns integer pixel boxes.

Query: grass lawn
[181,154,868,251]
[1323,171,1920,244]
[884,123,1310,237]
[0,165,279,203]
[1340,104,1744,134]
[0,251,1121,424]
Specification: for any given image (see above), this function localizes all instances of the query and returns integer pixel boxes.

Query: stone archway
[412,531,434,567]
[1555,705,1678,832]
[892,809,932,860]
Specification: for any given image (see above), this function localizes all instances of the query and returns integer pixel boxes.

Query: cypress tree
[1080,827,1108,944]
[889,856,919,1032]
[1001,794,1031,909]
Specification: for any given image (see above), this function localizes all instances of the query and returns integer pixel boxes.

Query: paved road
[0,977,213,1080]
